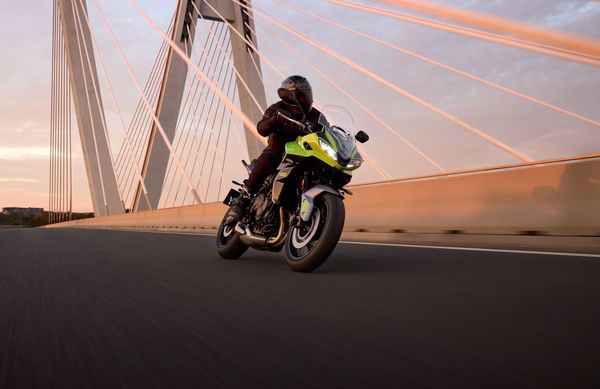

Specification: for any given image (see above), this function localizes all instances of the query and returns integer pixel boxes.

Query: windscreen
[318,105,354,134]
[317,106,357,163]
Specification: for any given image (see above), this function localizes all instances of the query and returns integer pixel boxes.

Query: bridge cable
[72,0,154,210]
[195,54,237,204]
[368,0,600,59]
[162,22,228,207]
[186,4,290,199]
[187,36,235,203]
[113,17,174,168]
[160,33,199,208]
[231,14,392,180]
[125,0,269,151]
[204,67,239,202]
[185,10,252,202]
[233,1,439,175]
[131,0,393,193]
[70,0,113,214]
[245,2,533,162]
[173,29,232,205]
[50,1,75,223]
[169,23,235,205]
[115,28,171,193]
[184,0,273,181]
[201,0,392,185]
[239,18,416,178]
[71,0,126,213]
[166,26,204,183]
[191,2,266,114]
[119,21,177,208]
[190,12,253,164]
[61,11,69,222]
[89,0,203,205]
[217,87,236,200]
[273,0,600,129]
[203,0,394,179]
[159,26,208,207]
[175,24,229,193]
[50,2,57,223]
[66,16,73,222]
[326,0,600,67]
[120,37,173,206]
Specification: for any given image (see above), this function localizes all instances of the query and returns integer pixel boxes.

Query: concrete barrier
[47,156,600,249]
[48,202,227,231]
[345,155,600,236]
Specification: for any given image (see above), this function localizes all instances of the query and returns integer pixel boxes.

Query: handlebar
[276,112,310,134]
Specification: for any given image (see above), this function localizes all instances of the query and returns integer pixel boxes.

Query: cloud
[0,0,598,210]
[0,178,38,183]
[0,146,49,160]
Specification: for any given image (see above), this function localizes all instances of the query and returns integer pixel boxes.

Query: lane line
[341,241,600,258]
[96,229,600,258]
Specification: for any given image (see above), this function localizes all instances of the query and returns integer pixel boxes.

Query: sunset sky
[1,0,599,212]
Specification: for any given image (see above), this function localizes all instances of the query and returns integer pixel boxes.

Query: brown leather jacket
[257,101,322,155]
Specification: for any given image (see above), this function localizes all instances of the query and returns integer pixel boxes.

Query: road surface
[1,228,599,388]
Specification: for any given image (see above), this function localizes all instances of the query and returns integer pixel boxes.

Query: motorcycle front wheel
[216,210,248,259]
[284,193,345,272]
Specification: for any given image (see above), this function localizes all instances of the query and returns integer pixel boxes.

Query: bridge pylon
[57,0,123,216]
[133,0,267,212]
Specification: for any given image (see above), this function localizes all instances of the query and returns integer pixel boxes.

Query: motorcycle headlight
[345,159,363,170]
[318,139,338,162]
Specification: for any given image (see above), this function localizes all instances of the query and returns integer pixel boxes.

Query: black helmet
[277,75,313,113]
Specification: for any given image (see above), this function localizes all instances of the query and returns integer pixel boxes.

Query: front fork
[296,184,344,223]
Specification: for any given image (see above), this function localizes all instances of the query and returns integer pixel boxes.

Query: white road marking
[111,229,217,237]
[340,241,600,258]
[112,228,600,258]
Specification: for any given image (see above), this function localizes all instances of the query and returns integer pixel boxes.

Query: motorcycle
[216,104,369,272]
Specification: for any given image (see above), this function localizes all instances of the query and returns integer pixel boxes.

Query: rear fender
[300,185,342,222]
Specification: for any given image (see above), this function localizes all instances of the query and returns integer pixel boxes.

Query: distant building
[2,207,44,217]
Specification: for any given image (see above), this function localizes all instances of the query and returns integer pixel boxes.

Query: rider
[228,75,323,222]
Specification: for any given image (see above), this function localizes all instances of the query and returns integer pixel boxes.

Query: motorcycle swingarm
[299,185,342,222]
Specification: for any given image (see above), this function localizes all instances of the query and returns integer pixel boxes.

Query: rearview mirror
[355,131,369,143]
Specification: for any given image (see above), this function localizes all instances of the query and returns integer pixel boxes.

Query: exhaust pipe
[236,208,287,248]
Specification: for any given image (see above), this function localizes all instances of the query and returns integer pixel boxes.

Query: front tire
[284,193,345,272]
[216,210,248,259]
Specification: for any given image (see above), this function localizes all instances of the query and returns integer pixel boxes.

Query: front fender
[300,185,342,222]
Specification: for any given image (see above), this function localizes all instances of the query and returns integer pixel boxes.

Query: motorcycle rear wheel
[284,193,345,272]
[216,210,248,259]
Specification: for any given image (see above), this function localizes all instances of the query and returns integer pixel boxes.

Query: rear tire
[284,193,344,272]
[216,210,248,259]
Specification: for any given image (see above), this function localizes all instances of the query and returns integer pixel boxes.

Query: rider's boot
[226,187,251,224]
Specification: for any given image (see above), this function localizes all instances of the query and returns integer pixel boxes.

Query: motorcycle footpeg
[340,187,353,195]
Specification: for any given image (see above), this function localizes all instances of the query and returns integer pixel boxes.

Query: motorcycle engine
[250,193,270,219]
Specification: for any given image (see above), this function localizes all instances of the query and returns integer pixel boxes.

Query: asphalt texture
[1,228,599,389]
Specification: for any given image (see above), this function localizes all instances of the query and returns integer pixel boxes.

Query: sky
[0,0,599,212]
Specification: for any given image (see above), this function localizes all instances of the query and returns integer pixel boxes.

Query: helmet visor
[277,88,296,104]
[295,89,313,111]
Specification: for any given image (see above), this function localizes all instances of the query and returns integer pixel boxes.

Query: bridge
[2,0,600,387]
